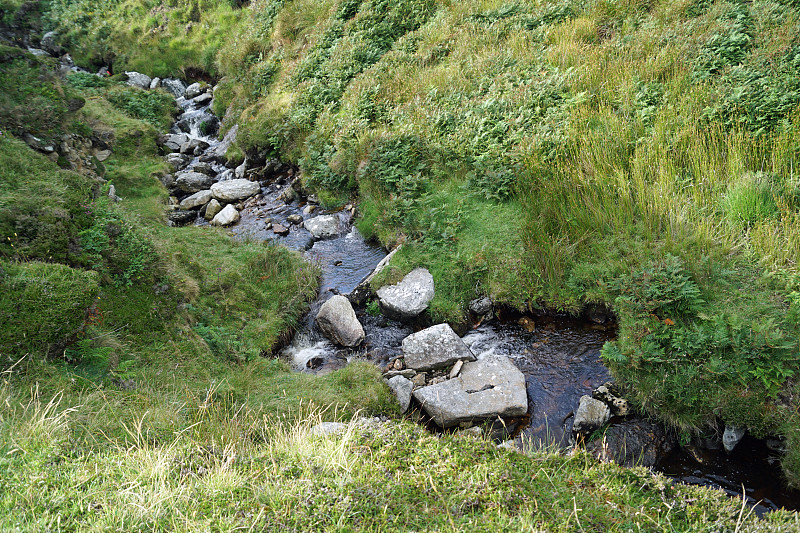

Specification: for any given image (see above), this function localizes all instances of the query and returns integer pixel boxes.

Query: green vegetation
[3,0,800,527]
[2,387,798,531]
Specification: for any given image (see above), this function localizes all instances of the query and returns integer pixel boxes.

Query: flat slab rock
[412,356,527,428]
[377,267,434,320]
[304,214,340,240]
[402,323,475,372]
[211,179,260,202]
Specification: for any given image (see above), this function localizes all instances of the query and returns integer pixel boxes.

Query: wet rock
[592,384,630,416]
[469,296,493,318]
[167,210,197,226]
[272,223,289,236]
[40,31,62,55]
[208,124,238,161]
[210,179,260,202]
[573,395,611,434]
[402,323,476,372]
[184,82,205,99]
[191,162,214,176]
[235,158,247,179]
[180,139,209,155]
[125,71,152,89]
[210,204,240,226]
[413,356,528,428]
[348,246,402,306]
[179,190,212,210]
[303,204,316,215]
[518,317,536,332]
[280,186,298,203]
[161,79,187,98]
[194,93,213,106]
[387,375,414,412]
[304,214,340,240]
[204,199,222,221]
[175,171,213,193]
[723,425,746,452]
[316,295,365,347]
[286,214,303,225]
[163,133,189,152]
[376,267,435,321]
[586,418,676,467]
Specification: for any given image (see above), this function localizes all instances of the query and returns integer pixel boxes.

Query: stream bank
[141,70,800,515]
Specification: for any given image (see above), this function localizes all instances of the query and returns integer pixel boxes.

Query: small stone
[387,375,413,412]
[393,358,404,371]
[210,204,240,226]
[287,214,303,225]
[384,369,416,379]
[411,373,427,389]
[303,204,316,215]
[449,360,463,379]
[723,425,746,452]
[518,317,536,332]
[272,223,289,236]
[573,395,611,434]
[95,149,111,162]
[204,199,222,220]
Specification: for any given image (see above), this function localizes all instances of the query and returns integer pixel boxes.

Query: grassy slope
[2,383,799,532]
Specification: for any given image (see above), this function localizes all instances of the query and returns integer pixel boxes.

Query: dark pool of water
[657,435,800,515]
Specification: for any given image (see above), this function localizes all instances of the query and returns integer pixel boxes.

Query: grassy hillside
[42,0,800,485]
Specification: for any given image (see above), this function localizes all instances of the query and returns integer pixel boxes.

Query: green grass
[2,382,798,532]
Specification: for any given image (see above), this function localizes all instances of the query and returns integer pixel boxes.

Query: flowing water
[169,86,799,515]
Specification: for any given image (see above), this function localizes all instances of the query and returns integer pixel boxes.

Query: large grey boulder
[387,375,414,412]
[304,214,340,240]
[125,71,152,89]
[573,395,611,434]
[413,356,527,428]
[179,190,212,210]
[175,171,214,193]
[161,79,187,98]
[377,267,435,320]
[204,199,222,221]
[402,323,475,372]
[210,204,240,226]
[210,179,260,202]
[316,295,365,347]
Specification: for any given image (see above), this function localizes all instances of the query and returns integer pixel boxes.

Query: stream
[166,80,800,515]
